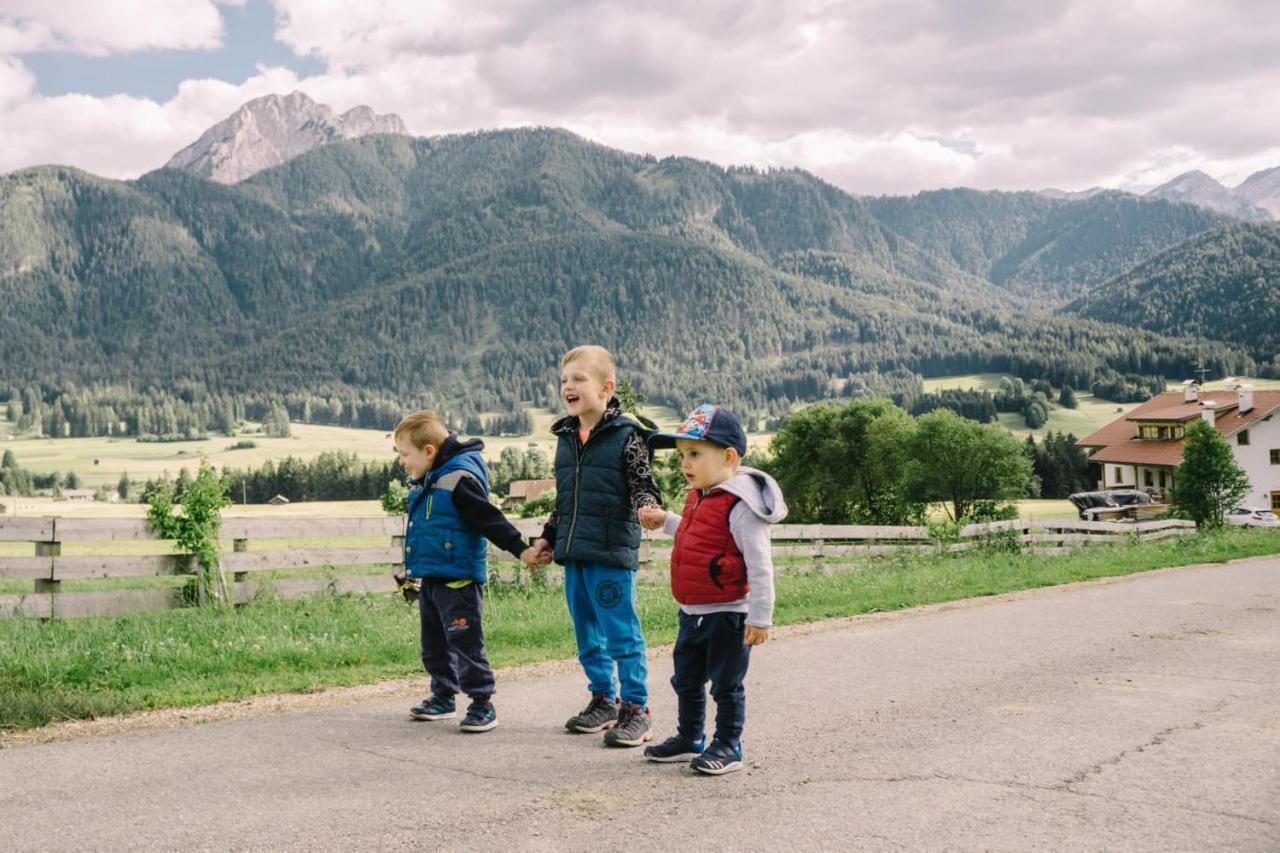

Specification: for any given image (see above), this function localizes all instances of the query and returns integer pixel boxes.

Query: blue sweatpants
[563,561,648,707]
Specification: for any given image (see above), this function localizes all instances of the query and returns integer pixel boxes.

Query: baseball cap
[647,403,747,457]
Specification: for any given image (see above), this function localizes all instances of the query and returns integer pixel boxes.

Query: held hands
[637,505,666,531]
[519,539,554,570]
[744,625,769,646]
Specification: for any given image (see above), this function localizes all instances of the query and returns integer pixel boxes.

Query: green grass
[3,528,1279,731]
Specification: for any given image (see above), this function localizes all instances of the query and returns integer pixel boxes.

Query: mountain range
[1144,170,1271,221]
[1,95,1274,417]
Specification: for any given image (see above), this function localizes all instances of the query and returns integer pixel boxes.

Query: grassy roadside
[3,528,1279,731]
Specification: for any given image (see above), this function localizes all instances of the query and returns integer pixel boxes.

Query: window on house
[1273,492,1280,512]
[1113,467,1122,482]
[1144,470,1153,487]
[1270,449,1279,465]
[1159,470,1167,487]
[1238,430,1250,446]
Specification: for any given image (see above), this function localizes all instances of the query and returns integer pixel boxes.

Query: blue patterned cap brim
[647,404,724,449]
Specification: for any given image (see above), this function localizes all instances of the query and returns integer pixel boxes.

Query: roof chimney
[1183,380,1199,403]
[1200,400,1218,428]
[1238,383,1254,415]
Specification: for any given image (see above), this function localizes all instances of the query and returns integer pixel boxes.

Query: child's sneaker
[409,695,456,720]
[603,701,653,747]
[690,739,743,775]
[644,735,705,763]
[459,700,497,733]
[565,694,619,733]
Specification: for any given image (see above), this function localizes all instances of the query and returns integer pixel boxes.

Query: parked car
[1224,507,1280,528]
[1068,489,1154,521]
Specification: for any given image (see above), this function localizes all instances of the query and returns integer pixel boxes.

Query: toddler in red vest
[638,404,787,774]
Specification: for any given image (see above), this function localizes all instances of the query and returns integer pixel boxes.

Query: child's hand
[518,546,543,568]
[637,505,666,530]
[531,538,553,565]
[744,625,769,645]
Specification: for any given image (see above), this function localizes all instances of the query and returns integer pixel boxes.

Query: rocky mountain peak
[1146,170,1270,221]
[164,91,407,183]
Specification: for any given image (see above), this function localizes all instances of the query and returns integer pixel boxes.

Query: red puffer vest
[670,488,747,604]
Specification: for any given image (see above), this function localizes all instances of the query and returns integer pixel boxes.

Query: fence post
[813,535,825,570]
[34,540,61,595]
[232,539,249,583]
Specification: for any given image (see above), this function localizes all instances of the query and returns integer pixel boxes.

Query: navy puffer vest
[552,416,642,570]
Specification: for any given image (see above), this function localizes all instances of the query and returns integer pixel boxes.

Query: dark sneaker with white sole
[459,700,497,733]
[644,735,705,763]
[603,701,653,747]
[690,740,743,775]
[565,694,619,733]
[410,695,456,720]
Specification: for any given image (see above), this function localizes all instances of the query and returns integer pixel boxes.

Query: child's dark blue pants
[671,610,752,747]
[418,579,495,701]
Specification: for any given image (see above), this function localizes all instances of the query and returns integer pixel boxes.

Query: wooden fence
[0,516,1197,619]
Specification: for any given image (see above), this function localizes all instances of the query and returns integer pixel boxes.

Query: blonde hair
[394,410,450,449]
[561,345,617,384]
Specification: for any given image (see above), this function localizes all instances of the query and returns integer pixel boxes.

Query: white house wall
[1232,414,1280,509]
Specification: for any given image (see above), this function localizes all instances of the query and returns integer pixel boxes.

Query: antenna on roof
[1194,358,1210,385]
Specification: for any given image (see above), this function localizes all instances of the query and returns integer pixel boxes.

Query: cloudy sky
[2,0,1278,195]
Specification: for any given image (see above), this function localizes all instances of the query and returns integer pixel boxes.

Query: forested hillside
[0,128,1262,421]
[1066,222,1280,365]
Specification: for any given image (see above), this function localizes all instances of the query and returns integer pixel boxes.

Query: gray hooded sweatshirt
[660,466,788,627]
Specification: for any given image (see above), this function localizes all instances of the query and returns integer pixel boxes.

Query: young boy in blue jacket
[395,410,546,733]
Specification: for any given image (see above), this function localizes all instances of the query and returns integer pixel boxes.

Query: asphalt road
[2,556,1278,852]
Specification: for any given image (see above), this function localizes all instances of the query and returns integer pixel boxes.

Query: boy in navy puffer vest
[395,411,548,733]
[531,346,665,748]
[638,404,787,774]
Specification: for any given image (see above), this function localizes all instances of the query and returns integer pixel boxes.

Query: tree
[1059,385,1078,409]
[1023,399,1049,429]
[616,380,645,415]
[1027,432,1091,498]
[1171,419,1251,528]
[905,409,1035,521]
[117,472,132,501]
[488,447,553,497]
[174,466,194,501]
[262,403,291,438]
[64,470,82,489]
[147,458,232,605]
[1,450,15,469]
[767,399,920,524]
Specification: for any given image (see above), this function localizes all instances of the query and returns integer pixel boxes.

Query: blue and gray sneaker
[644,734,705,763]
[409,695,456,721]
[459,700,498,733]
[690,739,744,775]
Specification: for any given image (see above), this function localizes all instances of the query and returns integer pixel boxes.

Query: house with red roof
[1078,381,1280,515]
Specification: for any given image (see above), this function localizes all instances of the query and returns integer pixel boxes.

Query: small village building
[503,478,555,509]
[1078,382,1280,514]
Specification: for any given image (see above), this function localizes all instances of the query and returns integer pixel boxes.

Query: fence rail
[0,515,1198,619]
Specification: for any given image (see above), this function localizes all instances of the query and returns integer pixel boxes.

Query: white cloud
[2,0,1280,193]
[0,0,241,55]
[0,55,36,105]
